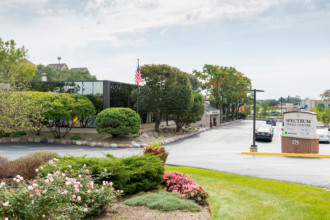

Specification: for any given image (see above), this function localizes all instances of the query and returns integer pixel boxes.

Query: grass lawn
[165,166,330,220]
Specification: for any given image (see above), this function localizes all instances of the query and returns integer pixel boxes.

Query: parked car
[255,126,273,142]
[259,124,274,137]
[316,122,325,129]
[316,129,329,143]
[266,117,276,126]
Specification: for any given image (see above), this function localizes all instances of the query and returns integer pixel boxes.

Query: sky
[0,0,329,100]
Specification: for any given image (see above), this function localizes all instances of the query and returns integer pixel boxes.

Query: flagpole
[136,59,139,115]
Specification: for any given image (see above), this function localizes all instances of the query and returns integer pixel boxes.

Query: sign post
[282,111,319,153]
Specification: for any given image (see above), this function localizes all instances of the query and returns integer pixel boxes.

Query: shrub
[0,159,120,219]
[43,154,164,195]
[144,143,166,155]
[95,108,140,138]
[70,135,82,140]
[0,152,58,179]
[0,156,8,167]
[163,171,208,205]
[13,131,27,137]
[123,191,201,212]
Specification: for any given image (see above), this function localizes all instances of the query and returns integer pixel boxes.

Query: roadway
[1,120,330,188]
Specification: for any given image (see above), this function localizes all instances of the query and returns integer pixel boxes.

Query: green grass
[123,191,201,212]
[165,166,330,220]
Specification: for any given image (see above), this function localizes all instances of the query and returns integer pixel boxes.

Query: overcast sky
[1,0,329,100]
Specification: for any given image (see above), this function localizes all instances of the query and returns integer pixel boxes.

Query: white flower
[3,201,9,206]
[40,167,43,170]
[28,186,33,190]
[35,168,39,172]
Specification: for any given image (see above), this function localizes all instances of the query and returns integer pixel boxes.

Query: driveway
[1,120,330,188]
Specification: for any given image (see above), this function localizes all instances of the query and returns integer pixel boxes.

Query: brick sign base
[281,136,319,153]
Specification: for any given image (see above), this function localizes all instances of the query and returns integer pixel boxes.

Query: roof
[204,101,218,111]
[71,67,89,72]
[47,63,69,69]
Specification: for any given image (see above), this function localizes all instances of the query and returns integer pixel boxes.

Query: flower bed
[163,171,208,205]
[0,158,121,219]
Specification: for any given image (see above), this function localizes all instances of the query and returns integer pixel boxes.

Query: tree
[164,71,193,132]
[320,89,330,101]
[0,86,44,136]
[260,101,270,117]
[194,65,251,123]
[33,64,97,81]
[268,99,279,107]
[0,38,36,82]
[185,91,205,126]
[35,92,95,138]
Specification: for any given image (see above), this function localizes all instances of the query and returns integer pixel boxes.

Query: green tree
[0,39,36,82]
[194,65,251,123]
[320,89,330,101]
[35,92,95,138]
[185,91,205,126]
[164,71,193,132]
[260,101,270,117]
[0,86,45,136]
[33,64,97,81]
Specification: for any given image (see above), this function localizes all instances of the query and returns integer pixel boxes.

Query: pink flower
[28,186,33,190]
[3,201,9,206]
[29,194,34,198]
[77,196,81,201]
[198,197,201,201]
[75,188,79,193]
[83,208,88,212]
[68,165,72,168]
[63,190,68,194]
[72,195,77,199]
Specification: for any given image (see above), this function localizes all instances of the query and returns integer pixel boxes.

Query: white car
[316,122,325,129]
[316,129,330,143]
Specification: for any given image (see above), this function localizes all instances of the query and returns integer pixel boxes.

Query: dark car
[266,117,276,126]
[255,126,273,142]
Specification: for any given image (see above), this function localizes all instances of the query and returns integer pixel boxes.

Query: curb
[0,120,242,148]
[242,152,330,158]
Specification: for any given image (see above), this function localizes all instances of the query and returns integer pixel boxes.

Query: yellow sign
[74,117,78,124]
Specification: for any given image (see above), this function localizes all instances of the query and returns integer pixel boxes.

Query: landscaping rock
[118,144,126,148]
[34,138,41,143]
[110,143,118,148]
[54,139,61,144]
[76,141,83,146]
[11,138,20,143]
[47,139,55,144]
[90,142,97,147]
[103,142,110,148]
[60,140,67,145]
[20,138,27,143]
[131,141,140,148]
[96,142,103,147]
[82,141,87,146]
[28,138,34,143]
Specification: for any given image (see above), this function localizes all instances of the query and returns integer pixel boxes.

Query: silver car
[316,129,329,143]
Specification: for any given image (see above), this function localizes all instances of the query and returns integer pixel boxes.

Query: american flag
[135,63,141,84]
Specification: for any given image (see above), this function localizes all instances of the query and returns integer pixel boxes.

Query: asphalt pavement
[1,120,330,188]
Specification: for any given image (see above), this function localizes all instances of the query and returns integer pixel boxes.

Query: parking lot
[1,120,330,188]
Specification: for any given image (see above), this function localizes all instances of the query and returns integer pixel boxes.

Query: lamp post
[246,89,264,152]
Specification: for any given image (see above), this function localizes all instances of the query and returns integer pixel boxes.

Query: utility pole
[281,97,283,115]
[246,89,265,152]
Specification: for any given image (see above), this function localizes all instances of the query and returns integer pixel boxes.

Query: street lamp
[246,89,264,152]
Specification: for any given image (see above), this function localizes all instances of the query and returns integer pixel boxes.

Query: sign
[283,112,317,139]
[210,110,220,115]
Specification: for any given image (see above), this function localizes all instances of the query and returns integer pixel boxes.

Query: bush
[124,191,201,212]
[0,156,8,167]
[163,171,208,205]
[0,159,120,219]
[96,108,140,138]
[43,154,164,195]
[70,135,82,140]
[238,112,247,119]
[13,131,27,137]
[0,152,58,179]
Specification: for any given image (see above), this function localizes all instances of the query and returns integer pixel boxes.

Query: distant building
[300,98,330,111]
[71,67,89,73]
[47,63,69,71]
[191,100,220,128]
